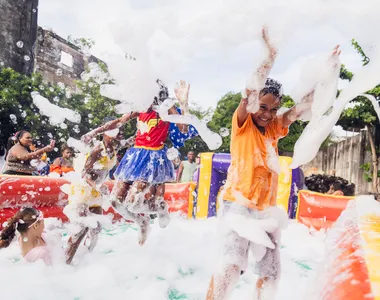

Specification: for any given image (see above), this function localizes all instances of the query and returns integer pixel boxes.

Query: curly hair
[305,174,355,196]
[0,207,41,249]
[260,78,283,100]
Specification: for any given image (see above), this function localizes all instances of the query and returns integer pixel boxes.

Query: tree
[338,39,380,192]
[0,64,135,160]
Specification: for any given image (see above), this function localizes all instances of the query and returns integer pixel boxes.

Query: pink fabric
[21,233,52,265]
[24,246,51,265]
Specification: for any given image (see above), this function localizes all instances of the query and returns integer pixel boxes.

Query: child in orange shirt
[206,28,341,300]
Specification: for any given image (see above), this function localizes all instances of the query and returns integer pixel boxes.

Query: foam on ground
[0,216,324,299]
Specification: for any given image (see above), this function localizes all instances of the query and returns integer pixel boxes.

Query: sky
[37,0,380,137]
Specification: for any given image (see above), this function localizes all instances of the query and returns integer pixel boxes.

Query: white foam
[31,93,81,126]
[67,137,91,154]
[0,216,324,300]
[291,45,380,169]
[99,53,160,114]
[156,99,222,150]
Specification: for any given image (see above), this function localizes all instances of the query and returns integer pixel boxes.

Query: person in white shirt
[177,151,197,183]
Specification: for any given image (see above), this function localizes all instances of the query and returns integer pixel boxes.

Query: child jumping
[64,122,124,264]
[206,27,341,300]
[81,79,190,245]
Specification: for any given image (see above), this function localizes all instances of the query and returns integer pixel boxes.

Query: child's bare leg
[85,206,103,252]
[111,181,152,245]
[65,203,90,265]
[253,233,281,300]
[151,183,170,228]
[255,277,277,300]
[206,265,241,300]
[111,180,132,219]
[137,214,150,246]
[128,181,155,213]
[66,226,89,265]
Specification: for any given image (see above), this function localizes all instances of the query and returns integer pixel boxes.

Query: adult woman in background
[3,131,54,176]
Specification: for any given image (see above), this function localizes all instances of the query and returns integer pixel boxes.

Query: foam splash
[100,55,159,114]
[266,140,281,174]
[156,99,222,150]
[67,137,91,154]
[31,92,81,125]
[291,45,380,169]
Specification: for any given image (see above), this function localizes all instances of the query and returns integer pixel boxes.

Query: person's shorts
[217,201,281,279]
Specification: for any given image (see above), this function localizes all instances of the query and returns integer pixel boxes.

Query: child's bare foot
[138,216,150,246]
[157,200,170,228]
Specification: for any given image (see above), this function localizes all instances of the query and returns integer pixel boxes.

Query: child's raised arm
[81,112,139,144]
[238,27,278,127]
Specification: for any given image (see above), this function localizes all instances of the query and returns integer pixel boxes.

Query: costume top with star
[134,111,170,150]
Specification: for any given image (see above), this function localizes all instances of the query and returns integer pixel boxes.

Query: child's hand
[245,89,260,114]
[174,80,190,114]
[262,26,277,59]
[81,132,95,145]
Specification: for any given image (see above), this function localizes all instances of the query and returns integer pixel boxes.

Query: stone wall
[35,28,102,91]
[302,131,373,194]
[0,0,39,74]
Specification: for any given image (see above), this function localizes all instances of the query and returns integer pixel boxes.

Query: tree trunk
[367,125,379,193]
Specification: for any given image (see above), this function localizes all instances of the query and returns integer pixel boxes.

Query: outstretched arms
[82,112,139,144]
[237,27,278,127]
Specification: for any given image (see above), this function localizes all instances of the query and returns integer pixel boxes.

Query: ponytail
[0,207,40,249]
[0,216,19,249]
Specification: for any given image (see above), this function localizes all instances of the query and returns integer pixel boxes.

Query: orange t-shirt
[223,110,289,210]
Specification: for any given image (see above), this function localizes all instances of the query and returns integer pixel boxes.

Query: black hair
[305,174,355,196]
[331,182,343,191]
[103,116,117,124]
[6,130,30,156]
[260,78,283,100]
[153,79,169,106]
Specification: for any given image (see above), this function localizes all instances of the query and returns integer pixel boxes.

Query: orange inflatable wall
[0,175,195,226]
[296,190,355,230]
[312,197,380,300]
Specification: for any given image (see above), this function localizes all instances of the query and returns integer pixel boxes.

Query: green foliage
[0,65,134,159]
[67,35,95,51]
[338,39,379,130]
[351,39,370,66]
[339,39,380,191]
[361,162,373,182]
[360,162,380,182]
[340,64,353,81]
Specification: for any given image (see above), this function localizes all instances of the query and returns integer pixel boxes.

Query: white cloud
[38,0,380,109]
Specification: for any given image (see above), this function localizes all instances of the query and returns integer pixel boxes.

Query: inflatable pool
[0,174,196,225]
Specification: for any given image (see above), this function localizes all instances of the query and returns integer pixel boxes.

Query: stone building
[0,0,103,90]
[35,27,103,91]
[0,0,39,75]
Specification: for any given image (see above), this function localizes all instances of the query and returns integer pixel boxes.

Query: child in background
[81,79,190,245]
[206,27,341,300]
[0,207,51,265]
[64,120,123,265]
[50,144,75,176]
